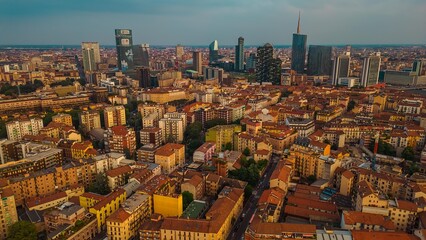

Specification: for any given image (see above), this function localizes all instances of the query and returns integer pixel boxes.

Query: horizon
[1,0,425,45]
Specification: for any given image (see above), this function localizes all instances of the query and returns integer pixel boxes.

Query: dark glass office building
[256,43,282,85]
[133,44,150,68]
[307,45,332,76]
[291,34,307,74]
[235,37,244,71]
[115,29,134,71]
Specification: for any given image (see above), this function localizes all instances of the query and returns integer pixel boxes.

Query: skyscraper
[413,59,425,76]
[81,42,100,72]
[361,53,381,87]
[193,51,203,74]
[291,12,307,74]
[176,44,184,60]
[307,45,332,76]
[235,37,244,71]
[209,40,219,64]
[256,43,282,85]
[133,43,150,67]
[115,29,134,71]
[136,67,151,88]
[331,53,351,85]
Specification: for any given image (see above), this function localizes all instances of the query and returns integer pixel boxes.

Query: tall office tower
[246,53,257,72]
[81,42,100,72]
[104,105,126,128]
[331,53,351,85]
[136,67,151,88]
[345,45,352,56]
[209,40,219,64]
[79,110,101,132]
[193,51,203,74]
[235,37,245,71]
[307,45,332,76]
[291,12,307,74]
[256,43,282,85]
[176,44,184,60]
[413,59,425,76]
[159,112,187,143]
[115,29,134,71]
[133,43,150,67]
[361,53,381,87]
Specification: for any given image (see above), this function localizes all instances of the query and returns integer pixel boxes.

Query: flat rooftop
[181,200,207,219]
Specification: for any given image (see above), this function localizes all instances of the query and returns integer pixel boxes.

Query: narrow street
[227,154,280,240]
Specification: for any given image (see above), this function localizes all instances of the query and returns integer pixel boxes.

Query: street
[227,154,280,240]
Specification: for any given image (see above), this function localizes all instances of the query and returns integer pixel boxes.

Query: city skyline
[1,0,425,45]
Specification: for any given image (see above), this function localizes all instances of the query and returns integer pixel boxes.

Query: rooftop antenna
[297,11,301,34]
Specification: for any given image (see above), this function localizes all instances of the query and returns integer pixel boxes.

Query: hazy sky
[1,0,425,45]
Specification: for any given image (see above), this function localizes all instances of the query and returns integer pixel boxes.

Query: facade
[193,142,216,163]
[203,66,224,83]
[153,193,183,217]
[256,43,282,85]
[140,127,163,148]
[209,40,219,63]
[0,188,18,239]
[154,143,185,174]
[79,111,101,132]
[235,37,244,71]
[291,13,307,74]
[104,105,126,128]
[115,29,134,71]
[81,42,100,72]
[307,45,332,76]
[193,51,203,74]
[332,54,351,85]
[176,44,184,60]
[52,113,73,126]
[136,66,151,88]
[105,126,136,156]
[158,112,186,143]
[6,118,43,141]
[106,193,151,240]
[133,43,150,67]
[205,125,242,152]
[361,53,381,87]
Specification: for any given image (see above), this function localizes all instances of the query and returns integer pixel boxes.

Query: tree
[401,147,415,161]
[243,147,251,156]
[347,100,356,112]
[307,175,317,185]
[225,142,233,151]
[244,185,253,198]
[0,120,7,139]
[87,173,111,195]
[257,159,268,171]
[42,111,55,126]
[182,191,194,210]
[7,221,37,240]
[205,118,227,129]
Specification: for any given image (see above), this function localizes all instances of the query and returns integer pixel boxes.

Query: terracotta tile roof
[155,143,184,157]
[342,170,355,179]
[343,211,395,230]
[195,142,216,153]
[258,188,285,206]
[26,191,68,208]
[185,175,203,187]
[91,189,125,211]
[284,205,340,222]
[287,195,337,213]
[351,230,419,240]
[111,125,130,136]
[107,208,130,223]
[106,165,133,178]
[248,221,316,235]
[81,192,105,202]
[397,200,418,212]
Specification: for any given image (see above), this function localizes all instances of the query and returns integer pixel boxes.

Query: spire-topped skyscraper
[291,11,307,74]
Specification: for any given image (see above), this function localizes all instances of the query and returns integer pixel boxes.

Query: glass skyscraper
[81,42,100,72]
[331,54,351,85]
[291,13,307,74]
[133,43,150,68]
[209,40,219,64]
[361,53,381,87]
[307,45,332,76]
[115,29,134,72]
[235,37,244,71]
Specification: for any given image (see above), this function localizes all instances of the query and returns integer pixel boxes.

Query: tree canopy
[401,147,415,161]
[182,191,194,210]
[87,173,111,195]
[8,221,37,240]
[205,118,227,129]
